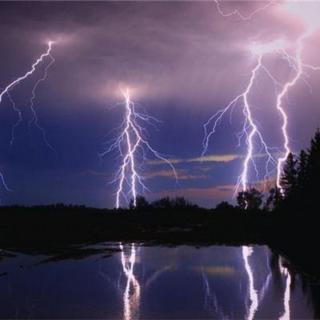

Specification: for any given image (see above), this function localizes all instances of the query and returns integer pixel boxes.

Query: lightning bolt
[28,50,56,151]
[0,41,54,105]
[214,0,274,21]
[0,41,55,193]
[203,50,276,195]
[103,88,177,209]
[275,31,318,193]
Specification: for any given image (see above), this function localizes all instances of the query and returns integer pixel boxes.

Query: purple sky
[0,1,319,207]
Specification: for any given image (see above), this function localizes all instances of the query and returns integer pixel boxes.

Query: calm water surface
[0,244,317,319]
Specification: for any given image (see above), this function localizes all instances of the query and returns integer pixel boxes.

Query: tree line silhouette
[127,129,320,214]
[234,129,320,214]
[279,129,320,209]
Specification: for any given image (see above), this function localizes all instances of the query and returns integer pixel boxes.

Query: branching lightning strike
[202,49,277,195]
[206,0,285,198]
[0,42,54,105]
[205,2,320,196]
[28,50,56,151]
[104,88,177,209]
[0,41,55,193]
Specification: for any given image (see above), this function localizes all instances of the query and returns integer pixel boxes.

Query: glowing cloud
[281,1,320,31]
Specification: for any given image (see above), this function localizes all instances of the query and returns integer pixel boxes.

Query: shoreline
[0,204,318,278]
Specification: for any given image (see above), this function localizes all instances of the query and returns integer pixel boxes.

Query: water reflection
[242,246,259,320]
[119,243,141,320]
[116,244,297,320]
[201,269,228,319]
[118,244,174,320]
[0,244,315,319]
[279,259,292,320]
[241,246,294,320]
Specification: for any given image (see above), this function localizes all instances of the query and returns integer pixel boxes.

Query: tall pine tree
[297,150,308,196]
[280,152,298,199]
[307,129,320,197]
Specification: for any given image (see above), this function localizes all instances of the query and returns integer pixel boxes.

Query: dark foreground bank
[0,203,318,278]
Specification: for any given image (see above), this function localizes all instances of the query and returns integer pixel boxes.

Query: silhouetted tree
[278,129,320,211]
[151,197,172,209]
[151,197,195,209]
[215,201,234,211]
[172,197,194,208]
[296,150,308,197]
[264,186,282,211]
[280,153,297,199]
[237,188,263,210]
[306,129,320,200]
[135,196,150,209]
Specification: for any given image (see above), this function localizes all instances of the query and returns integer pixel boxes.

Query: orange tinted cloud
[145,169,207,181]
[153,184,235,200]
[147,154,240,166]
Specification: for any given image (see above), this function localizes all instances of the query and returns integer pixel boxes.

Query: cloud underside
[147,152,277,166]
[147,154,241,166]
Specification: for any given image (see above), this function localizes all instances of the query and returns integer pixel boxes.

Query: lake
[0,244,317,319]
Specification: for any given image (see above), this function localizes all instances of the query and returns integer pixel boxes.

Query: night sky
[0,1,319,208]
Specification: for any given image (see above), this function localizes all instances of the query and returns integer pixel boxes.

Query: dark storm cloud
[0,1,300,107]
